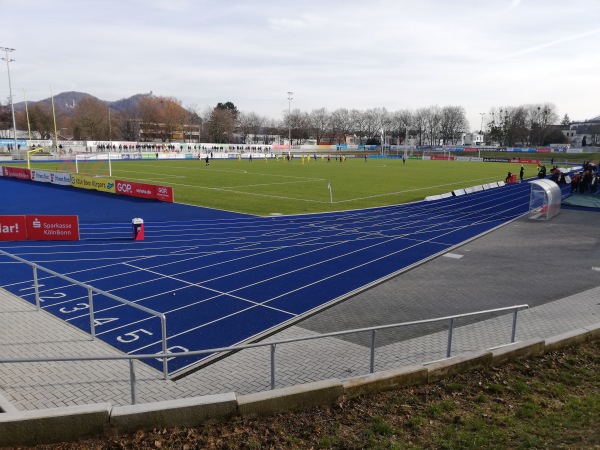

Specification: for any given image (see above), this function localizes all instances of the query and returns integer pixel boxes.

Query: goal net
[75,153,113,176]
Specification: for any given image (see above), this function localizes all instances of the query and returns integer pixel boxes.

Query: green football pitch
[28,157,537,216]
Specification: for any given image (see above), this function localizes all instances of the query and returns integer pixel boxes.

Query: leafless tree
[237,111,254,144]
[423,105,442,145]
[25,104,55,140]
[329,108,353,144]
[390,109,412,145]
[185,104,203,144]
[159,97,188,142]
[362,109,383,144]
[412,108,428,146]
[439,106,468,145]
[138,96,162,142]
[375,108,392,146]
[308,108,330,144]
[72,97,108,140]
[283,108,309,145]
[206,107,236,143]
[238,112,267,144]
[350,109,367,144]
[0,98,11,132]
[119,105,140,142]
[504,106,529,146]
[537,103,558,146]
[263,118,281,145]
[488,103,559,146]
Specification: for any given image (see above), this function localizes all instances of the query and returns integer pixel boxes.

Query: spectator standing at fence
[519,165,524,182]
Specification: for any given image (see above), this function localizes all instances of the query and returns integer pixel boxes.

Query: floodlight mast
[287,91,293,157]
[479,113,486,138]
[1,47,18,151]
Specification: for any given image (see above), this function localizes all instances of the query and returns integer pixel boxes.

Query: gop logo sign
[115,180,155,199]
[116,181,133,193]
[155,185,174,202]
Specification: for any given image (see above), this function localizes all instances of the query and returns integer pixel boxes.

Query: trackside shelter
[528,179,561,220]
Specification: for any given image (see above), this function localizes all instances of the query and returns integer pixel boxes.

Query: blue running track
[0,176,543,374]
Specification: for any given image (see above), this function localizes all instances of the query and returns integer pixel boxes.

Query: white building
[462,132,484,146]
[562,115,600,147]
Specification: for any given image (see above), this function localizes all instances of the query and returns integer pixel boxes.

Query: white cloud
[0,0,598,129]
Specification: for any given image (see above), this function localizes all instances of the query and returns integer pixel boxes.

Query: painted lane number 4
[117,328,153,343]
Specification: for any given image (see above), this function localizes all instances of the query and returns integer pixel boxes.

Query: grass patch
[25,157,538,216]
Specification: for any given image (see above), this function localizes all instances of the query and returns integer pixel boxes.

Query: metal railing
[0,303,528,404]
[0,249,169,379]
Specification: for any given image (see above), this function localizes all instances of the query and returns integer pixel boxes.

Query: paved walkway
[1,208,599,411]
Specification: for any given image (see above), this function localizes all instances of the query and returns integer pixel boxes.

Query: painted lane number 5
[117,328,153,343]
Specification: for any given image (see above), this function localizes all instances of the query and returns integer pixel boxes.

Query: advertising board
[25,215,80,241]
[0,216,28,241]
[2,166,31,180]
[71,174,115,193]
[115,180,156,200]
[155,185,174,202]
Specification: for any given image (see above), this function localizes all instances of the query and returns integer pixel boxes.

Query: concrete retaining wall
[425,350,492,383]
[1,325,599,447]
[109,393,237,435]
[544,323,600,353]
[0,403,111,447]
[238,379,344,419]
[343,364,427,399]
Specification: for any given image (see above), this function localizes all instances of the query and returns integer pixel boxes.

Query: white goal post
[75,153,113,176]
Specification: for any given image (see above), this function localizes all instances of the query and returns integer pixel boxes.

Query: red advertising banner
[2,166,31,180]
[537,147,552,153]
[0,216,28,241]
[25,215,80,241]
[509,158,540,165]
[115,179,156,199]
[155,185,174,202]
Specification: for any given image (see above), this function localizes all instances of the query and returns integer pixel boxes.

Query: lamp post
[479,112,486,145]
[287,91,293,157]
[540,107,549,147]
[108,107,113,150]
[535,106,551,146]
[499,109,504,146]
[1,47,17,151]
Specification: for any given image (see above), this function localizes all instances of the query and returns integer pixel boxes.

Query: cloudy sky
[1,0,599,131]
